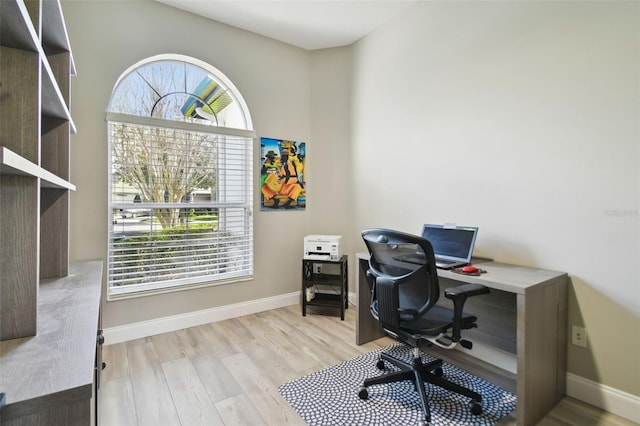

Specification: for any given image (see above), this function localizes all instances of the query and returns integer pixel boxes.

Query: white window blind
[108,114,253,297]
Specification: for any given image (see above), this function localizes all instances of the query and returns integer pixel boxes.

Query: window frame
[106,55,255,300]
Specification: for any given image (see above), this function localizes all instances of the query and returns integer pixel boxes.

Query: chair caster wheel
[469,400,483,415]
[358,387,369,400]
[376,359,385,370]
[432,366,443,377]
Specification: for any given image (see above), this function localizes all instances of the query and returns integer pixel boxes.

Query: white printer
[304,235,343,261]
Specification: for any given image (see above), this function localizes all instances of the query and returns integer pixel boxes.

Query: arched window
[106,54,254,298]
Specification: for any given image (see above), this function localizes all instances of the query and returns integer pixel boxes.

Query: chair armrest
[444,283,489,300]
[444,283,490,343]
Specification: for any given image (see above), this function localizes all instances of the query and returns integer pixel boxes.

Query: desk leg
[517,276,568,425]
[356,258,385,345]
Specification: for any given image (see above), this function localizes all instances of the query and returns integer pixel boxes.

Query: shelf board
[41,0,77,75]
[0,0,39,51]
[41,59,77,133]
[307,273,343,283]
[1,146,76,190]
[306,293,346,310]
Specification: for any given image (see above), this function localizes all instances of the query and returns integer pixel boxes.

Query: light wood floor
[99,304,636,426]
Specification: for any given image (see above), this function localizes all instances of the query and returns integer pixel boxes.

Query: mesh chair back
[362,229,440,326]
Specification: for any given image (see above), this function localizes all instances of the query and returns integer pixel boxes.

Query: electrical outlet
[571,326,588,348]
[315,265,322,274]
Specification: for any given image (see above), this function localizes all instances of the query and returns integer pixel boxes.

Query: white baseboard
[567,372,640,423]
[446,339,640,421]
[459,347,639,422]
[103,291,300,344]
[104,292,639,423]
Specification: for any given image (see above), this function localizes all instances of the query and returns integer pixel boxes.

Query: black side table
[302,255,348,320]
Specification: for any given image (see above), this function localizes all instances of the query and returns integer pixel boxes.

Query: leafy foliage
[111,224,247,286]
[111,122,217,228]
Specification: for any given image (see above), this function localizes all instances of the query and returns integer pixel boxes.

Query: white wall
[350,1,639,396]
[310,48,353,248]
[64,1,351,329]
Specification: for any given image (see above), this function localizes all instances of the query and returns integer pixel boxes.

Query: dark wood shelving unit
[0,2,103,425]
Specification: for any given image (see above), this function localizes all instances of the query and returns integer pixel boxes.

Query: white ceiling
[155,0,417,50]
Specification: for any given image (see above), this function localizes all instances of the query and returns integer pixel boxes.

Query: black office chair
[358,228,490,426]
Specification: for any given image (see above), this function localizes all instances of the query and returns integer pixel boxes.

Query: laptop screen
[420,224,478,262]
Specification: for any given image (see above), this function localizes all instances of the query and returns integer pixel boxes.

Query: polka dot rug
[279,343,516,425]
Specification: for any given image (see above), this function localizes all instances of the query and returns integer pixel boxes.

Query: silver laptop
[421,224,479,269]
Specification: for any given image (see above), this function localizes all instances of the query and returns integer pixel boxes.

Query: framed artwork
[260,137,306,210]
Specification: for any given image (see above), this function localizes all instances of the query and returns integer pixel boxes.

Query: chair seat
[377,304,476,337]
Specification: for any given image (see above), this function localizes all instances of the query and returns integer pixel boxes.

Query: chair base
[358,348,483,425]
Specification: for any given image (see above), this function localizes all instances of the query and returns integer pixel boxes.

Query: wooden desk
[356,253,568,426]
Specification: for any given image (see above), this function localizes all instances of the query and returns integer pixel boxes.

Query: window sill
[106,275,253,302]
